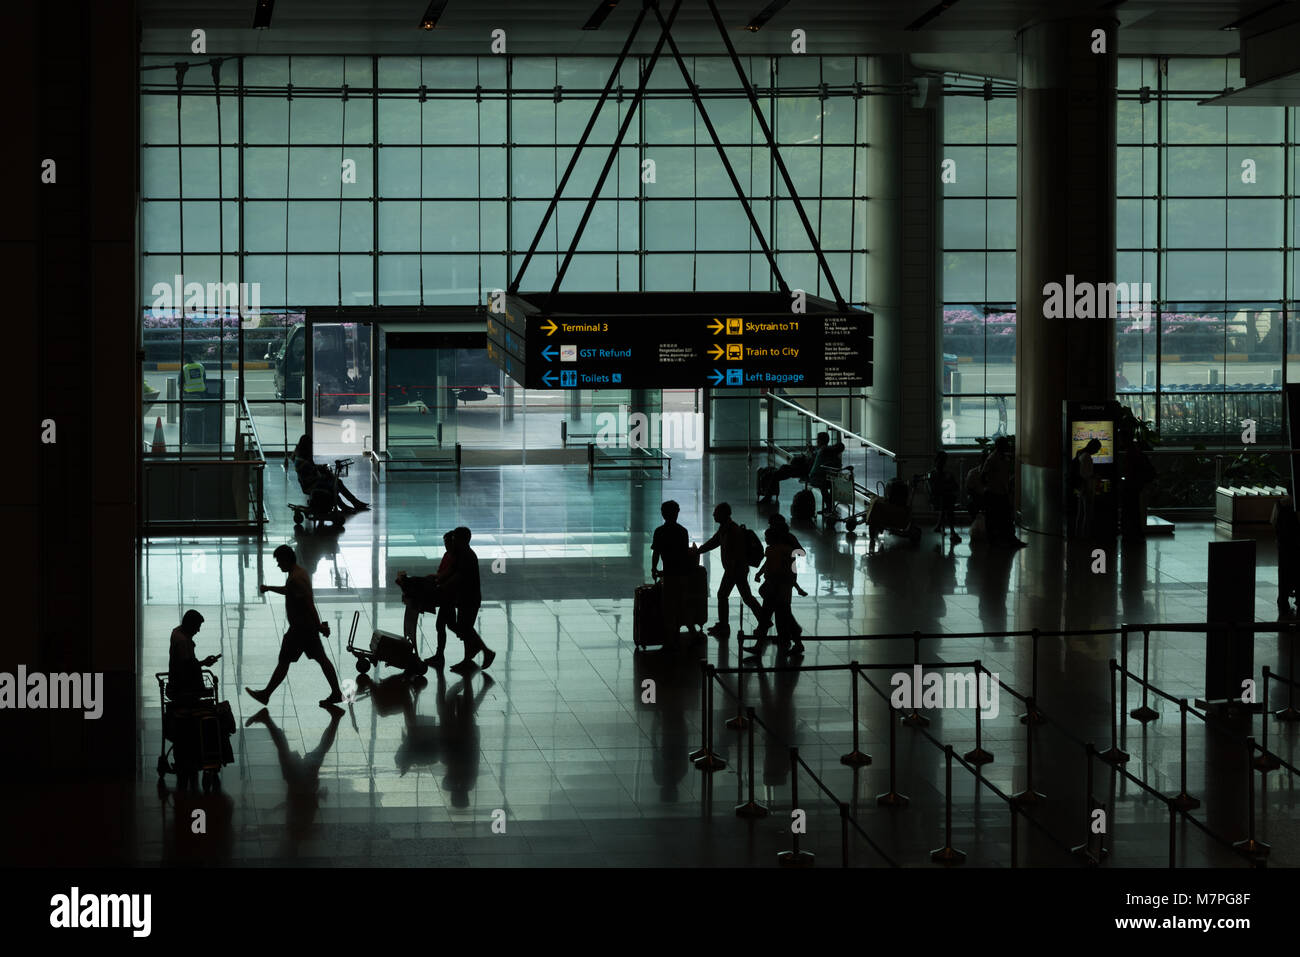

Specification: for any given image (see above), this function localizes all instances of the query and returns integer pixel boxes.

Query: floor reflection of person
[245,707,343,854]
[441,673,493,808]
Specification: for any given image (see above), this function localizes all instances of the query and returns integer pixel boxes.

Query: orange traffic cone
[151,416,166,454]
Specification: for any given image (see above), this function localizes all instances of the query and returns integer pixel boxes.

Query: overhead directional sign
[485,292,872,390]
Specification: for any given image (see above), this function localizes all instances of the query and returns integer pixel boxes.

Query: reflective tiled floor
[135,453,1300,866]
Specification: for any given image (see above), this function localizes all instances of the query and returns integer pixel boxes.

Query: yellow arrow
[541,319,558,336]
[708,318,724,334]
[708,344,724,360]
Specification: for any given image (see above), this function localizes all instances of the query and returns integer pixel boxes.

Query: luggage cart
[345,609,428,677]
[154,669,232,793]
[826,467,871,528]
[846,478,922,545]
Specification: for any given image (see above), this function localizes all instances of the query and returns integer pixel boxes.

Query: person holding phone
[168,609,220,704]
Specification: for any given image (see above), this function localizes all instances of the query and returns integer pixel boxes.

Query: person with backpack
[696,503,764,638]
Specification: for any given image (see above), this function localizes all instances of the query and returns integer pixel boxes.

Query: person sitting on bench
[291,434,369,513]
[806,430,845,513]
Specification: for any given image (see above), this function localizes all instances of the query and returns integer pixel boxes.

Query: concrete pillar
[1016,16,1117,534]
[864,56,904,460]
[865,57,943,482]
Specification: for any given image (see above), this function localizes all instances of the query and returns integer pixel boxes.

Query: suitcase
[756,465,780,502]
[634,582,665,648]
[685,564,708,627]
[791,488,816,521]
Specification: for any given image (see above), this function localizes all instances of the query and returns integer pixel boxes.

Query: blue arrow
[540,345,557,362]
[708,369,724,385]
[542,371,556,387]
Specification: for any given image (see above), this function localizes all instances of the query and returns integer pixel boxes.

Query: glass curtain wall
[140,53,871,458]
[1117,56,1288,448]
[940,77,1017,445]
[701,56,870,449]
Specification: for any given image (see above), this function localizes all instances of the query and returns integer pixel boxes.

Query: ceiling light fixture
[1221,1,1287,31]
[904,0,960,32]
[746,0,791,32]
[582,1,619,30]
[252,0,274,30]
[420,0,450,30]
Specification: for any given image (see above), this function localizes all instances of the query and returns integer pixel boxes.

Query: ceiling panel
[138,0,1260,57]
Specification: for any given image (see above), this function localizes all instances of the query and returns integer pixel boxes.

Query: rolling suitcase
[756,465,780,503]
[685,564,709,629]
[633,582,664,648]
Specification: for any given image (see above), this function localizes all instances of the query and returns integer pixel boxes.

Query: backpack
[791,488,816,520]
[885,476,909,507]
[741,525,763,567]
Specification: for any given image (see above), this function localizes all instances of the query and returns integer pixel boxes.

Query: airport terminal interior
[19,0,1300,872]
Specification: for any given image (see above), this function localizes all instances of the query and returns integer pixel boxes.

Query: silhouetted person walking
[698,503,763,637]
[446,526,495,674]
[746,526,804,660]
[247,544,345,707]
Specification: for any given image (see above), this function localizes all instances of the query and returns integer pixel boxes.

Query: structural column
[865,56,943,479]
[1016,16,1117,534]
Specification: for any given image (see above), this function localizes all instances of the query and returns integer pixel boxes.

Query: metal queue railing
[688,620,1300,867]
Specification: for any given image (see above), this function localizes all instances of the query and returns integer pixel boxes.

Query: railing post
[929,745,966,865]
[735,707,768,819]
[964,659,994,766]
[689,661,709,762]
[1170,698,1200,811]
[724,664,748,731]
[841,662,871,767]
[1009,803,1018,868]
[1232,737,1270,862]
[1168,798,1177,869]
[1019,628,1045,725]
[1277,625,1300,721]
[839,802,850,868]
[1119,626,1130,750]
[876,677,909,807]
[1071,742,1107,864]
[1130,629,1159,722]
[693,665,727,772]
[1099,660,1131,765]
[1254,667,1281,772]
[1012,697,1046,805]
[777,748,814,868]
[901,631,929,726]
